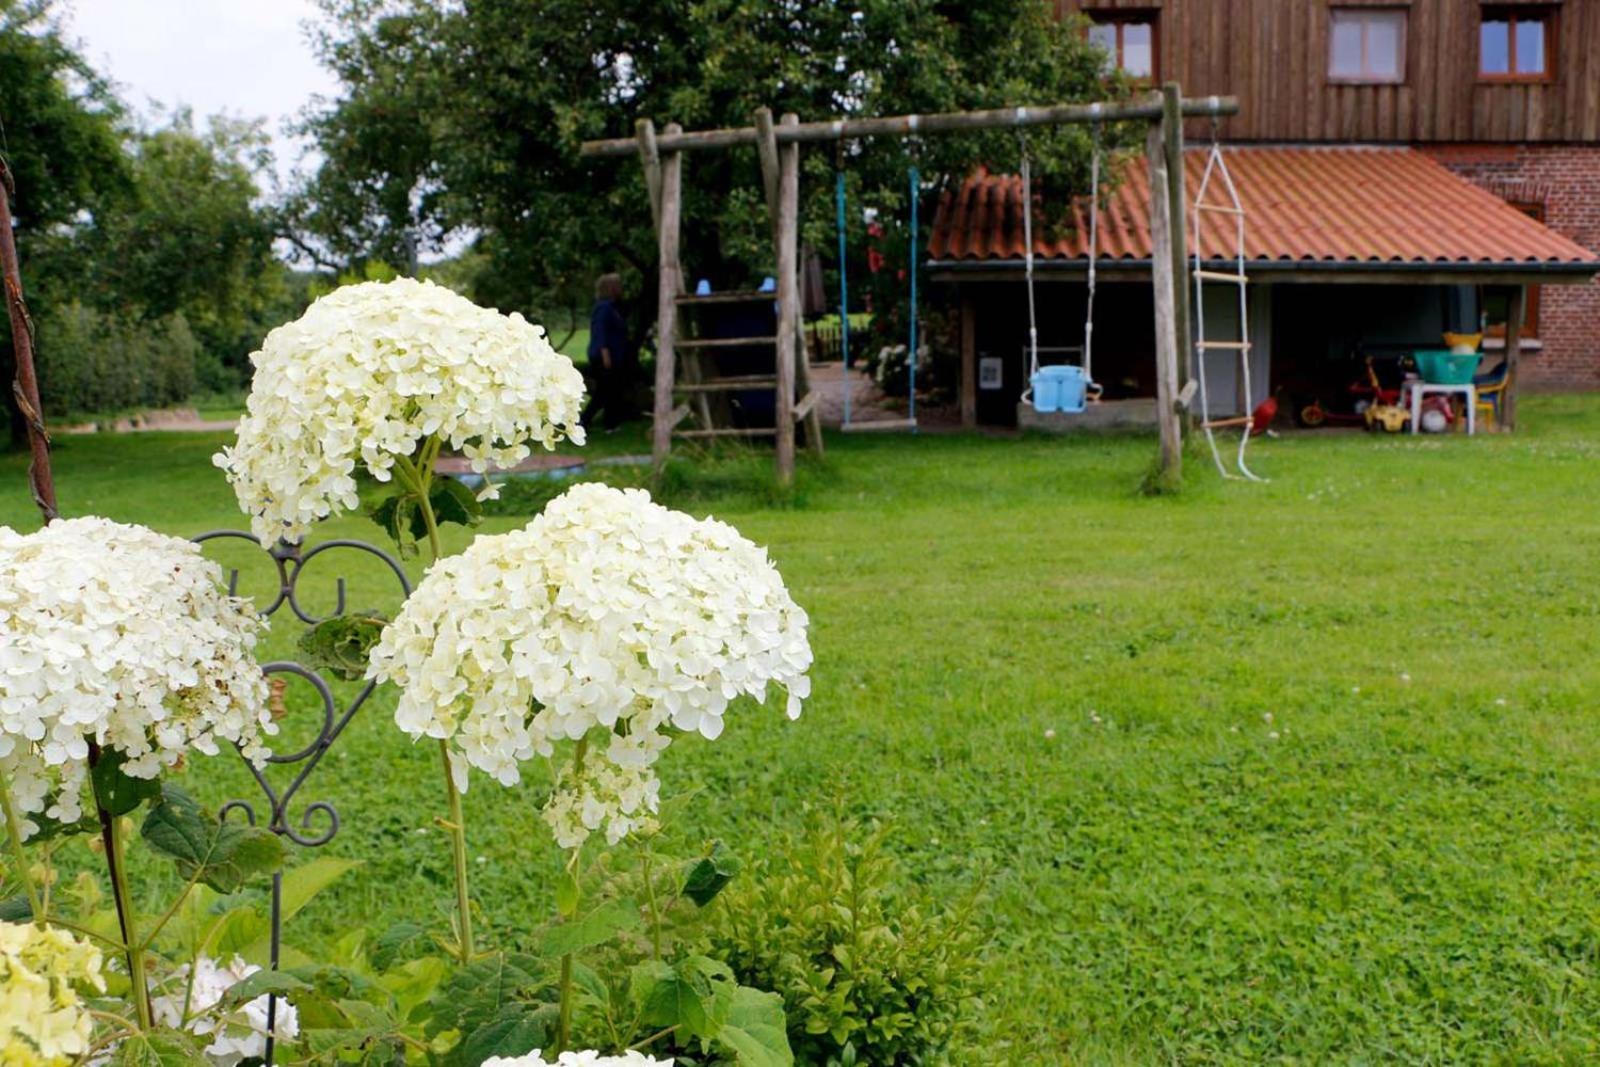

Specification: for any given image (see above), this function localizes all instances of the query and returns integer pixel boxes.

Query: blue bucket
[1031,364,1088,414]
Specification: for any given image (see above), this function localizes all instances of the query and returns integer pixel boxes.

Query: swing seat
[1031,365,1089,414]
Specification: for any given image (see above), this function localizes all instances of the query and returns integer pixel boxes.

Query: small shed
[927,146,1600,428]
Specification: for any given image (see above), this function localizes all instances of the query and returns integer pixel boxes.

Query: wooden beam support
[582,94,1242,158]
[960,290,977,428]
[635,119,663,233]
[651,126,684,471]
[1147,116,1183,486]
[1503,284,1525,432]
[774,113,801,486]
[754,108,781,237]
[1161,83,1193,396]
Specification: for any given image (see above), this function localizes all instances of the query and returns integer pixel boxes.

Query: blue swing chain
[908,162,919,430]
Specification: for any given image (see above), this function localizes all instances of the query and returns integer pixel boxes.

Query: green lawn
[7,400,1600,1063]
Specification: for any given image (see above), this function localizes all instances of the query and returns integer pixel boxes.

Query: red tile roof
[928,146,1600,268]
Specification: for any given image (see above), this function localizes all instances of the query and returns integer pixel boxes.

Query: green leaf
[454,1003,558,1067]
[540,898,641,958]
[631,955,734,1040]
[683,841,743,907]
[112,1029,205,1066]
[717,985,794,1067]
[19,809,99,842]
[367,490,420,557]
[139,785,285,893]
[429,476,484,529]
[370,920,432,971]
[0,895,32,922]
[427,952,544,1037]
[298,613,388,681]
[90,749,163,817]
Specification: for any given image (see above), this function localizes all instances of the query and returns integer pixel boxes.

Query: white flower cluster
[482,1051,671,1067]
[0,921,105,1066]
[214,277,587,545]
[368,483,812,848]
[151,955,300,1067]
[0,518,272,839]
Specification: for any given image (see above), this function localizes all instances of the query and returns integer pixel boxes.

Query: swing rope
[832,144,920,432]
[1020,122,1103,407]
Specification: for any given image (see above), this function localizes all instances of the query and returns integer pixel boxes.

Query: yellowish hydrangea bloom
[0,921,105,1065]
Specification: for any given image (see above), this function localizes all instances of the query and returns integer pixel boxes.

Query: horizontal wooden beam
[580,93,1240,158]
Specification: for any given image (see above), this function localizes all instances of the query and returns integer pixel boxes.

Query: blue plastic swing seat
[1031,364,1089,414]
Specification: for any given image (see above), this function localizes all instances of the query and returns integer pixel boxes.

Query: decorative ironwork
[193,531,412,1064]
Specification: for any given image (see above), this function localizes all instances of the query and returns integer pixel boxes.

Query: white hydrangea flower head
[0,921,105,1066]
[482,1051,671,1067]
[150,955,299,1066]
[0,518,272,840]
[214,277,587,545]
[368,483,812,848]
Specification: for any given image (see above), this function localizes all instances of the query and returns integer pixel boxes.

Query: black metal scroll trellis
[193,532,411,1065]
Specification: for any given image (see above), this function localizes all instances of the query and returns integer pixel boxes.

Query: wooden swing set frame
[580,82,1238,488]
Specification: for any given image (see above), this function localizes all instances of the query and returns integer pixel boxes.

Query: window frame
[1327,7,1409,85]
[1483,201,1544,339]
[1478,4,1558,84]
[1085,10,1160,83]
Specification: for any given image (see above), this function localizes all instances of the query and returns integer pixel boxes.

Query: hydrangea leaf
[0,894,33,922]
[683,841,743,907]
[298,612,389,681]
[426,951,545,1038]
[631,955,735,1040]
[540,897,641,958]
[429,476,484,529]
[139,784,285,893]
[90,748,164,817]
[454,1003,559,1067]
[370,920,433,971]
[112,1028,206,1066]
[716,985,795,1067]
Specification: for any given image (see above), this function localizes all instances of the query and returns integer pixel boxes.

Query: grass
[7,398,1600,1063]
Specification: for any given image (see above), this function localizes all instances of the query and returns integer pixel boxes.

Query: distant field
[6,398,1600,1062]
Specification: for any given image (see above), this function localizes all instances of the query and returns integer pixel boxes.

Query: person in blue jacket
[583,273,633,432]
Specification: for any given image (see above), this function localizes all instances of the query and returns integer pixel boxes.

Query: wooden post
[1161,83,1193,395]
[0,160,57,521]
[635,120,663,232]
[651,127,684,470]
[1503,284,1525,431]
[774,114,801,486]
[1147,117,1183,486]
[960,290,977,428]
[756,110,822,459]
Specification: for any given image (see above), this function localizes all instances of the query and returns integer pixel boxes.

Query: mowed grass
[7,398,1600,1063]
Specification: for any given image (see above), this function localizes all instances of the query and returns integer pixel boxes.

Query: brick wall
[1420,144,1600,392]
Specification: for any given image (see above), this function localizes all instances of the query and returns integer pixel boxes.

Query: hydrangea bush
[0,921,104,1066]
[368,483,813,849]
[214,277,586,545]
[150,955,300,1066]
[483,1052,672,1067]
[0,517,272,838]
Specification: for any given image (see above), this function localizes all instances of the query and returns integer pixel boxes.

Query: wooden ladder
[639,111,823,485]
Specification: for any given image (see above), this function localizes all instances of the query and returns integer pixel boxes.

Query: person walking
[583,273,633,432]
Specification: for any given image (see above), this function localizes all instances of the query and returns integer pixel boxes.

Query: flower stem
[0,766,42,923]
[555,740,589,1054]
[438,741,474,963]
[101,806,152,1029]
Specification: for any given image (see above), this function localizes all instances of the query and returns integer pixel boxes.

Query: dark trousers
[582,368,631,430]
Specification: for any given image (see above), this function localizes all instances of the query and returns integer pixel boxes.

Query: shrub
[34,301,200,416]
[704,814,988,1066]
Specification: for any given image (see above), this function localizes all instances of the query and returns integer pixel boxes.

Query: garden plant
[1,278,817,1065]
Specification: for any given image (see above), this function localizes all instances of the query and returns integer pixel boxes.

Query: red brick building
[1055,0,1600,390]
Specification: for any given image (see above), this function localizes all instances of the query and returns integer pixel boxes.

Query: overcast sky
[61,0,340,187]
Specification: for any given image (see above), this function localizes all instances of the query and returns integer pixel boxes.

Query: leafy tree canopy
[294,0,1134,325]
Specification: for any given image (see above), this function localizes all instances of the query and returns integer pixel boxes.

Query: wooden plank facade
[1056,0,1600,142]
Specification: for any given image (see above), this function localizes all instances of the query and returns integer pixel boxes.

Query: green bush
[34,301,201,416]
[703,815,988,1066]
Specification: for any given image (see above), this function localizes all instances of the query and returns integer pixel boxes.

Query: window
[1087,12,1158,81]
[1328,8,1407,83]
[1483,201,1544,338]
[1480,5,1555,81]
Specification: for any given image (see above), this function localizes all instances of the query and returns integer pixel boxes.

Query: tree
[0,0,127,443]
[294,0,1127,334]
